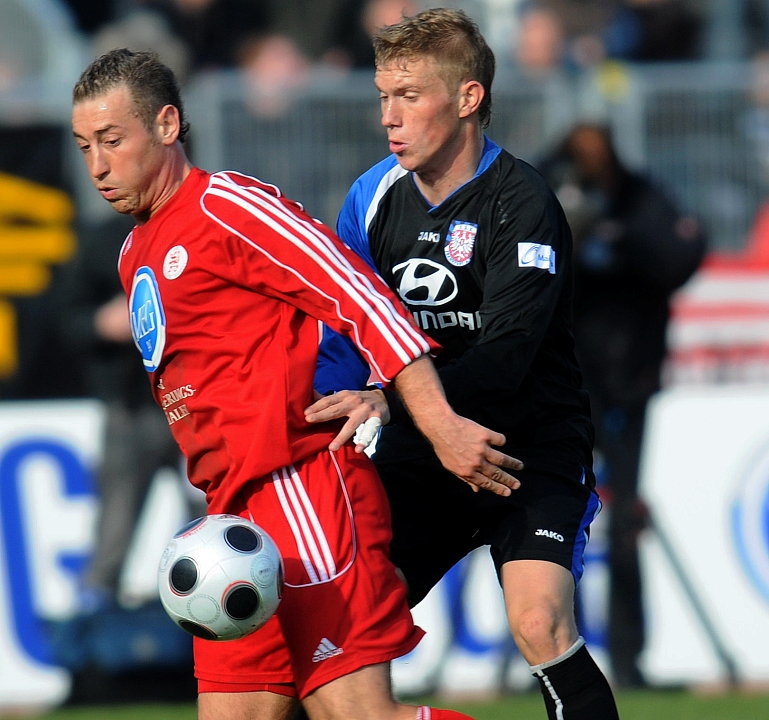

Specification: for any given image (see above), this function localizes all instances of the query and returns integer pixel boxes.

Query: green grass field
[21,689,769,720]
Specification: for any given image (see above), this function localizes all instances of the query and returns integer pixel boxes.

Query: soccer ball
[157,514,284,641]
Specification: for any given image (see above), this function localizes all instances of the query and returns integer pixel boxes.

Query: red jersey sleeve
[200,171,437,383]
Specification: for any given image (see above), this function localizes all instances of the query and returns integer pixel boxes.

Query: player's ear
[458,80,484,119]
[157,104,181,145]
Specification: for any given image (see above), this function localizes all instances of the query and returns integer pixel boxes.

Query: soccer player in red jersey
[71,48,522,720]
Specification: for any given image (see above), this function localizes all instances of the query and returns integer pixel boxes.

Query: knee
[511,605,557,646]
[510,605,575,662]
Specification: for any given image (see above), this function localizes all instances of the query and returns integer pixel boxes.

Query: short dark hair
[373,7,495,128]
[73,48,190,143]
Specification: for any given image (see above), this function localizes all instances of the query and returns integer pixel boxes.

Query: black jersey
[317,137,594,473]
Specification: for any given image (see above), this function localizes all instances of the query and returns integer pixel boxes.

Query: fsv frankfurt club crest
[444,220,477,267]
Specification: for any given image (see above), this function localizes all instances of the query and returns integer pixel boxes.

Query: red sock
[416,707,476,720]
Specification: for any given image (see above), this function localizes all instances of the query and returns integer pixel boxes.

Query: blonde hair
[373,7,495,128]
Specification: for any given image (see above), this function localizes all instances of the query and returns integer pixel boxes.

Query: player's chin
[394,156,419,173]
[109,199,134,215]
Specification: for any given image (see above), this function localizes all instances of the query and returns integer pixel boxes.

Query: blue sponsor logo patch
[129,266,166,372]
[518,242,555,273]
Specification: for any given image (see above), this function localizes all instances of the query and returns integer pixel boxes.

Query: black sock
[530,637,620,720]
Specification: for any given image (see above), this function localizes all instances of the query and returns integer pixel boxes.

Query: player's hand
[305,388,390,453]
[387,355,523,496]
[94,293,133,343]
[424,413,523,496]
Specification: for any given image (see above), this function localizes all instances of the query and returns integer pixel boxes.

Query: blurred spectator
[506,0,702,75]
[511,2,566,75]
[704,0,769,61]
[323,0,418,70]
[89,0,272,80]
[57,213,185,612]
[624,0,703,62]
[520,0,641,70]
[146,0,272,71]
[745,0,769,56]
[92,6,192,82]
[267,0,344,62]
[61,0,123,34]
[743,51,769,189]
[540,122,706,688]
[237,32,314,118]
[0,0,84,92]
[229,31,362,223]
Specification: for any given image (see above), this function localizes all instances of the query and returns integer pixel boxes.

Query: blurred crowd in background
[53,0,769,83]
[6,0,758,400]
[1,0,768,699]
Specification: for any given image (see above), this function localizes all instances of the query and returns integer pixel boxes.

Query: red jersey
[118,168,434,510]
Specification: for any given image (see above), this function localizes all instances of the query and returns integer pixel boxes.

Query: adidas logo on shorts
[313,637,343,662]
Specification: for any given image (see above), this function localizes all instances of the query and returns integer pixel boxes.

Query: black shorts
[375,455,601,607]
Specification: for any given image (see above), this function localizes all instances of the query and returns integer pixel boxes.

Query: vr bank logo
[732,445,769,602]
[129,266,166,372]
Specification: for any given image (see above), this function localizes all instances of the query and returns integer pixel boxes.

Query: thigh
[196,447,422,699]
[302,662,409,720]
[502,559,577,622]
[500,559,579,663]
[198,689,298,720]
[377,457,482,607]
[487,465,600,586]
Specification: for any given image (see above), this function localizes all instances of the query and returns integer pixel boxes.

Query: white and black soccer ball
[158,514,284,641]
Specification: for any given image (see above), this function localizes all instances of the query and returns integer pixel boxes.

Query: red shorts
[194,446,423,699]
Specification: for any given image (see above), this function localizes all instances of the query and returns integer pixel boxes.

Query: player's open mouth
[389,140,406,153]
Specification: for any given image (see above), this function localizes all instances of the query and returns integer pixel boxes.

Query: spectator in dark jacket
[541,122,707,687]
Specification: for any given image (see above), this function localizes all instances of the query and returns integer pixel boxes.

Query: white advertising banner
[0,400,102,711]
[5,386,768,712]
[0,399,192,713]
[0,399,596,709]
[639,384,769,685]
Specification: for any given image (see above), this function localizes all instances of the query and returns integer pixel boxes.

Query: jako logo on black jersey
[392,258,458,305]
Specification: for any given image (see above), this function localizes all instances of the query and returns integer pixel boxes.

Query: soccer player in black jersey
[306,7,621,719]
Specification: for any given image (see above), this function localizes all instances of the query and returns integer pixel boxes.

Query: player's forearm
[392,354,458,436]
